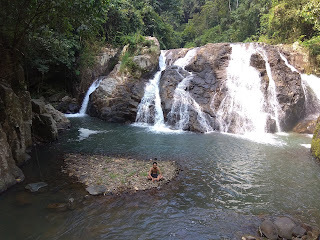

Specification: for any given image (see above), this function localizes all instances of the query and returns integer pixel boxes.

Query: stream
[0,116,319,239]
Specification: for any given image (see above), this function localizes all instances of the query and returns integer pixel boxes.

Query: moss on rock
[311,116,320,160]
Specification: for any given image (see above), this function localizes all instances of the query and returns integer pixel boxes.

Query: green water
[0,116,319,239]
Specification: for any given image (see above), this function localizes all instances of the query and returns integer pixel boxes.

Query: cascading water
[65,78,102,118]
[135,51,167,127]
[257,47,283,132]
[213,44,282,134]
[167,48,213,132]
[279,53,320,117]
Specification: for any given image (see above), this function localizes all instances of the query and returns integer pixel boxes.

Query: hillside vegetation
[1,0,319,94]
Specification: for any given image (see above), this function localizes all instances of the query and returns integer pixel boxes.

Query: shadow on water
[0,116,320,239]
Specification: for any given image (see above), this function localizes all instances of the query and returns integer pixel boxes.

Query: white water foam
[306,134,313,138]
[301,74,320,101]
[280,52,320,116]
[135,51,167,127]
[257,47,283,132]
[66,78,102,118]
[132,122,184,134]
[78,128,107,141]
[276,132,290,136]
[222,131,286,146]
[167,48,213,132]
[300,144,311,148]
[214,44,282,135]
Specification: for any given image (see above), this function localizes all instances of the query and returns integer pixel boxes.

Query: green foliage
[311,121,320,161]
[0,0,109,76]
[120,51,140,75]
[118,33,158,77]
[302,36,320,56]
[3,0,320,96]
[299,0,320,32]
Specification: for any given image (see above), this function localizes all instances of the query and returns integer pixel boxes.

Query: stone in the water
[259,219,278,240]
[274,216,296,239]
[86,185,107,196]
[292,225,307,237]
[25,182,48,192]
[306,227,320,240]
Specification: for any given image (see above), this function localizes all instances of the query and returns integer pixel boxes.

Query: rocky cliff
[86,42,317,133]
[0,50,70,193]
[88,37,161,123]
[159,43,308,133]
[0,52,32,192]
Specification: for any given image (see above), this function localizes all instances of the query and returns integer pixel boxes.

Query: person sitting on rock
[147,162,163,182]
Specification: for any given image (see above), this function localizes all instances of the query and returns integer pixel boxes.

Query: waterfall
[65,78,102,118]
[213,44,281,134]
[135,51,167,127]
[257,47,282,132]
[279,53,320,117]
[167,48,213,132]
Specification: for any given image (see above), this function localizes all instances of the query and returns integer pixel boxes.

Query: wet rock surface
[88,37,160,123]
[25,182,48,192]
[31,99,70,142]
[55,96,80,114]
[243,216,320,240]
[78,46,120,104]
[62,154,179,195]
[0,54,32,192]
[83,40,314,134]
[259,219,278,240]
[293,119,317,134]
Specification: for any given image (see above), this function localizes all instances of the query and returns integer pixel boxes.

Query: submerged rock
[259,219,278,240]
[25,182,48,192]
[86,185,108,196]
[292,225,307,237]
[274,216,296,239]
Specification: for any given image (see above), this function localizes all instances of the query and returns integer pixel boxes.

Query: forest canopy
[1,0,319,88]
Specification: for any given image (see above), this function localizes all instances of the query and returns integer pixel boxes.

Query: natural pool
[0,116,319,239]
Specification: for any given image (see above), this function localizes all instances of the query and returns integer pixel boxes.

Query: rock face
[78,46,120,103]
[274,217,296,239]
[158,43,307,132]
[293,119,317,134]
[262,44,305,131]
[88,37,161,123]
[32,99,71,142]
[259,219,278,240]
[0,53,32,192]
[84,41,315,134]
[0,50,71,193]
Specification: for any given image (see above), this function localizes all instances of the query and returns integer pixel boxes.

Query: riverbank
[62,153,179,195]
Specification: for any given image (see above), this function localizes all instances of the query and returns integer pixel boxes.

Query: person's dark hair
[153,161,157,165]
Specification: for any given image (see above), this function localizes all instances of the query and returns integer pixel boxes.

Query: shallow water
[0,116,319,239]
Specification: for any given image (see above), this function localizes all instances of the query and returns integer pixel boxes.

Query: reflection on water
[0,117,319,239]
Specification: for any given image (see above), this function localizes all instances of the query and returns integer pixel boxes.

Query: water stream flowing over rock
[84,41,319,135]
[135,51,167,127]
[65,78,102,118]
